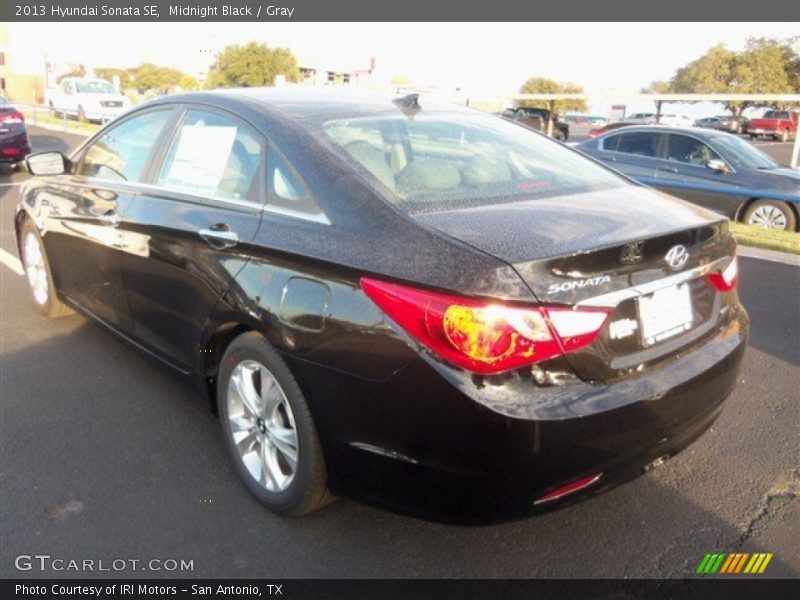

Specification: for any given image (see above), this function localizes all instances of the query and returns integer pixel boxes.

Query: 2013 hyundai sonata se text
[16,90,748,522]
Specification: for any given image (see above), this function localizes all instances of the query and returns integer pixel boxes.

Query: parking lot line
[0,248,23,275]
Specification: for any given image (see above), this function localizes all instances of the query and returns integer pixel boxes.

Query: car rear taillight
[588,129,600,138]
[0,110,25,125]
[361,278,610,375]
[707,255,738,292]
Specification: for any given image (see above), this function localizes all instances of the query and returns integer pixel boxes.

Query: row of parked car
[589,110,798,142]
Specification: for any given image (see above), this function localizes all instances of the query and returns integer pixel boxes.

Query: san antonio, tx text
[16,584,281,596]
[38,3,296,18]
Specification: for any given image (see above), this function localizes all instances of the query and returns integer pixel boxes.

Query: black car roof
[154,88,473,127]
[597,125,729,140]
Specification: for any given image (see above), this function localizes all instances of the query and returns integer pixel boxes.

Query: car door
[596,130,664,179]
[40,107,177,331]
[654,133,747,218]
[119,106,265,370]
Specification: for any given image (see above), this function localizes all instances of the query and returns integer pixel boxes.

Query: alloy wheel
[227,360,298,492]
[23,232,49,305]
[748,205,787,230]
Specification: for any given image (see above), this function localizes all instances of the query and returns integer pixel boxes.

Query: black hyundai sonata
[16,89,748,521]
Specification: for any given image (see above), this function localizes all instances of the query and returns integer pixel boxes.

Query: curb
[737,245,799,267]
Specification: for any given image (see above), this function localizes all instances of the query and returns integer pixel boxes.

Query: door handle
[661,167,679,173]
[99,209,120,227]
[199,225,239,249]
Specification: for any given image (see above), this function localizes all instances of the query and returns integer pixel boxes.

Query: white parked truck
[46,77,130,122]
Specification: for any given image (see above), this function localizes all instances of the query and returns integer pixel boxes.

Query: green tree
[56,64,86,84]
[516,77,588,113]
[130,63,199,95]
[206,42,301,88]
[640,80,670,94]
[667,38,798,115]
[94,67,133,91]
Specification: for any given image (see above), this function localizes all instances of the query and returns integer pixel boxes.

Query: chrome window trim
[52,177,331,226]
[575,256,729,309]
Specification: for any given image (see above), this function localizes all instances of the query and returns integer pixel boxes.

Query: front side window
[157,109,264,202]
[665,135,721,166]
[321,110,625,210]
[78,110,172,182]
[614,132,660,158]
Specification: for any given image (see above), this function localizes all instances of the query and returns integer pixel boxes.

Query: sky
[6,22,799,115]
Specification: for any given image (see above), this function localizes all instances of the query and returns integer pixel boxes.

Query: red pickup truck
[748,110,798,142]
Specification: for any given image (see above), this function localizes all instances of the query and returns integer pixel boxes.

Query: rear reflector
[534,473,602,505]
[707,255,737,292]
[360,278,610,375]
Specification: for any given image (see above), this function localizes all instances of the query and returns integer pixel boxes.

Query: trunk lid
[414,186,736,382]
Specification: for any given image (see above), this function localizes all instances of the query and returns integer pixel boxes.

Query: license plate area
[637,284,693,346]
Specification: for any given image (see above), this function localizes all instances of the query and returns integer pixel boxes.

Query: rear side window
[601,134,620,151]
[157,109,263,202]
[266,146,325,219]
[614,132,660,158]
[78,110,172,182]
[322,111,625,210]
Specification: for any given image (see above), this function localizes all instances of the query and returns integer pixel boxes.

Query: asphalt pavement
[0,126,797,579]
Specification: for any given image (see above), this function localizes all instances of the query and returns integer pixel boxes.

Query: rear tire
[20,220,74,317]
[744,200,796,232]
[218,332,334,516]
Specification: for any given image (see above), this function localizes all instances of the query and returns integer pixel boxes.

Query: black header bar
[3,0,800,22]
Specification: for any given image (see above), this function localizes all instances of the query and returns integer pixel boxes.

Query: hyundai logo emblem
[665,245,689,271]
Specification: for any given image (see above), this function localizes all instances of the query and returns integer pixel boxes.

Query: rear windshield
[321,111,625,211]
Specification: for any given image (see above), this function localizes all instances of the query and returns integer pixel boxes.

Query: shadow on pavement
[0,307,796,579]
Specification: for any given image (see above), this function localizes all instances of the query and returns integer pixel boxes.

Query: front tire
[744,200,796,232]
[20,221,74,318]
[218,332,333,516]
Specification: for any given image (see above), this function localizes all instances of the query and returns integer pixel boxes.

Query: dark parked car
[588,120,636,138]
[695,116,721,129]
[715,115,749,135]
[577,125,800,231]
[500,107,569,141]
[17,90,747,521]
[0,96,31,166]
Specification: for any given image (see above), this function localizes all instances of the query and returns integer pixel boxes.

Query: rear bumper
[0,131,31,163]
[749,127,788,137]
[289,303,748,522]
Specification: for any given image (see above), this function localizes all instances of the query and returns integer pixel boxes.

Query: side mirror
[26,152,70,176]
[706,158,730,173]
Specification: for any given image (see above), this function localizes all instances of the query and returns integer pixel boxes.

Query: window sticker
[162,125,237,195]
